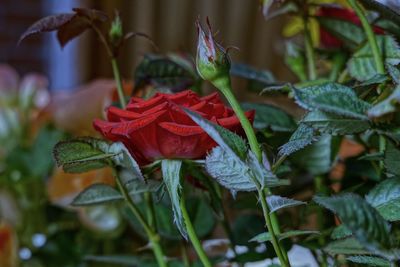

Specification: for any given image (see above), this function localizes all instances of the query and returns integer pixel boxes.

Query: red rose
[93,90,254,166]
[317,6,384,48]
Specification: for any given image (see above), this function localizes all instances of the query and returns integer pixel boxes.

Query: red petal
[111,110,167,136]
[107,106,142,122]
[159,122,204,136]
[126,95,165,112]
[200,92,222,104]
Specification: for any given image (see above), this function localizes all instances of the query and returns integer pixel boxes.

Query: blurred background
[0,2,292,266]
[1,0,288,92]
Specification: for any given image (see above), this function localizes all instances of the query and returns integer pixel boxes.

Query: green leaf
[349,35,400,81]
[291,135,337,175]
[206,147,287,194]
[359,152,384,161]
[71,184,122,206]
[354,74,389,90]
[241,102,296,132]
[366,177,400,221]
[302,110,370,135]
[331,225,353,240]
[161,159,186,238]
[249,230,319,243]
[285,42,307,82]
[346,255,391,267]
[54,138,144,181]
[134,53,200,93]
[314,194,392,252]
[205,147,284,194]
[186,197,216,238]
[53,139,112,173]
[108,142,144,182]
[324,238,370,255]
[184,108,248,159]
[126,180,161,195]
[293,83,371,120]
[233,214,266,247]
[297,135,337,174]
[317,16,365,49]
[27,126,64,177]
[267,195,305,213]
[387,64,400,84]
[230,63,275,86]
[278,124,316,156]
[368,85,400,118]
[384,141,400,176]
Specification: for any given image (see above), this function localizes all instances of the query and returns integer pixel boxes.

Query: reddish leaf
[72,8,108,22]
[18,13,75,44]
[57,16,90,48]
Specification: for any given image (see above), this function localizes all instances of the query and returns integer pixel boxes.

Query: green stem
[180,241,191,267]
[144,192,156,229]
[303,15,317,80]
[214,78,262,162]
[314,175,328,267]
[379,135,386,176]
[115,176,167,267]
[212,77,290,267]
[329,53,347,82]
[111,58,127,108]
[180,196,212,267]
[347,0,385,75]
[259,189,290,267]
[348,0,387,175]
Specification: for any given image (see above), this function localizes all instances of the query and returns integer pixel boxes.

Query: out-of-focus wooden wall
[85,0,290,89]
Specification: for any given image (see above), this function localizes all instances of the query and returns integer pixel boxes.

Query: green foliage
[184,108,248,159]
[346,255,391,267]
[317,17,365,49]
[266,195,305,213]
[366,177,400,221]
[384,141,400,176]
[53,139,112,173]
[230,63,275,86]
[285,42,307,81]
[249,230,319,243]
[348,36,400,81]
[293,83,371,120]
[161,159,186,238]
[134,53,201,93]
[205,147,286,194]
[291,135,337,175]
[314,194,392,252]
[72,184,122,206]
[368,85,400,118]
[324,238,370,255]
[331,225,353,240]
[242,102,296,132]
[54,138,144,181]
[279,124,316,156]
[302,110,370,135]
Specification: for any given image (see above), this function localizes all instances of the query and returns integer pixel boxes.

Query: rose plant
[15,0,400,266]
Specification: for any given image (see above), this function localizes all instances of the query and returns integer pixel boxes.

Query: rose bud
[316,5,384,48]
[196,19,231,88]
[93,90,254,166]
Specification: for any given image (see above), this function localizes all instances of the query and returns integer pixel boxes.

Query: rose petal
[159,122,204,136]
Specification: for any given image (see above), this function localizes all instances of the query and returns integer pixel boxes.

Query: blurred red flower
[317,6,384,48]
[94,90,254,165]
